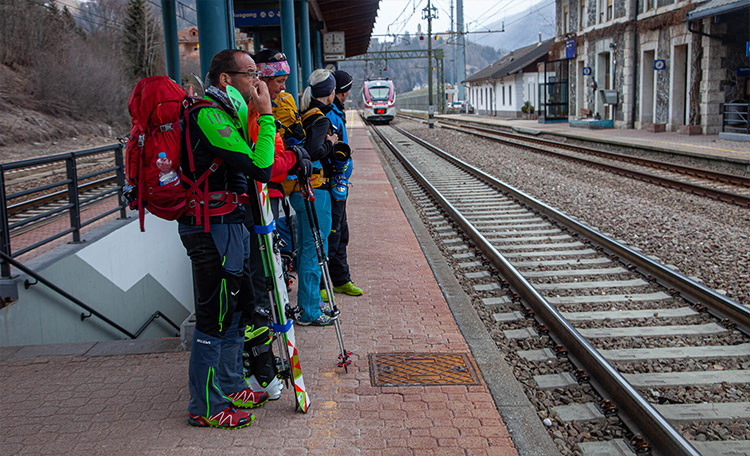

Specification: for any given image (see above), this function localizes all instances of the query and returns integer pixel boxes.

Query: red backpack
[124,76,247,232]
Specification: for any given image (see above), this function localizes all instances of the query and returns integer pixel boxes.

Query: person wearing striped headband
[253,49,291,101]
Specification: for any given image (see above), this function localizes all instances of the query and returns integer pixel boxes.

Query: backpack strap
[301,107,325,129]
[179,96,253,232]
[179,157,251,232]
[182,97,219,173]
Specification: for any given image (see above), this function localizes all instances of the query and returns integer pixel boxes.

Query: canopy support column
[160,0,180,83]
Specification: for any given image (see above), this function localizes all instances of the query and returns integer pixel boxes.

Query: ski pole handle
[298,176,315,202]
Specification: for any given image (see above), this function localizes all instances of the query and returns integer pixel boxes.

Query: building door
[641,50,655,124]
[670,44,689,127]
[577,60,584,117]
[597,52,611,119]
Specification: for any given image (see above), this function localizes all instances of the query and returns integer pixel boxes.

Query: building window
[502,86,506,105]
[580,0,586,30]
[563,6,569,34]
[509,86,512,106]
[599,0,605,22]
[606,0,613,20]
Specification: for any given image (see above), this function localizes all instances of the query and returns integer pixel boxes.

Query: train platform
[0,115,548,455]
[437,113,750,172]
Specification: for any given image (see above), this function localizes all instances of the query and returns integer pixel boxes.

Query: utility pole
[456,0,466,101]
[423,0,437,128]
[450,0,455,90]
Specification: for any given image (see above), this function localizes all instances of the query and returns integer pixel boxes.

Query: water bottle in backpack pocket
[156,152,179,186]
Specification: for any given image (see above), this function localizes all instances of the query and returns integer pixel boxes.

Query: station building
[464,39,553,118]
[553,0,749,135]
[462,0,749,137]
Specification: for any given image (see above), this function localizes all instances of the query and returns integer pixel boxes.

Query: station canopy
[233,0,381,58]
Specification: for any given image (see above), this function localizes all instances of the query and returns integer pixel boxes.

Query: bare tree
[123,0,161,79]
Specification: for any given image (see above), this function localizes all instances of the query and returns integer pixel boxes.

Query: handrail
[0,250,180,339]
[0,143,128,277]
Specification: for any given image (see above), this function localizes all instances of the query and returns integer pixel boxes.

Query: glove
[290,144,312,179]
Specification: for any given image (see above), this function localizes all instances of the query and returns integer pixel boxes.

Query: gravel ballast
[397,119,750,306]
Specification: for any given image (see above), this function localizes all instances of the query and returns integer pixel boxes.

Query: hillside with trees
[0,0,163,155]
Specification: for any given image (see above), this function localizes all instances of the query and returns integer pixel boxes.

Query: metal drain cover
[369,352,480,386]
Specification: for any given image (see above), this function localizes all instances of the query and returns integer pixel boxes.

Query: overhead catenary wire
[26,0,128,32]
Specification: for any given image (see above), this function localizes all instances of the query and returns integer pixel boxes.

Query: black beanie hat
[333,70,353,94]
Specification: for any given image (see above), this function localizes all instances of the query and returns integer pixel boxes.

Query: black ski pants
[324,198,351,287]
[181,230,254,337]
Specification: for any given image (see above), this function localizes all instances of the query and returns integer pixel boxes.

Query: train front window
[368,87,390,101]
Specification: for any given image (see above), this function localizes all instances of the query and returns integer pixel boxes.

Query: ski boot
[243,326,283,400]
[331,157,352,201]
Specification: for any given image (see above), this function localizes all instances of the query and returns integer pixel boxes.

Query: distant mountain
[338,36,502,97]
[467,0,556,54]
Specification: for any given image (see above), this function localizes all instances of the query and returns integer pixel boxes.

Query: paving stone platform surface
[0,114,519,456]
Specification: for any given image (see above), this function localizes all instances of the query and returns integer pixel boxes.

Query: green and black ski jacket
[179,92,276,226]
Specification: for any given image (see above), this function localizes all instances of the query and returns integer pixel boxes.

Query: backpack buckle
[137,134,145,148]
[208,162,220,172]
[159,123,173,132]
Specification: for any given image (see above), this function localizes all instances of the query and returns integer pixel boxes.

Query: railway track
[2,145,124,241]
[7,177,119,236]
[369,121,750,456]
[398,113,750,208]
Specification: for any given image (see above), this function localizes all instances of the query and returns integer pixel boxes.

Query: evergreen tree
[123,0,160,79]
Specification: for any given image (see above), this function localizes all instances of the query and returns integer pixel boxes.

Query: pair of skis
[226,86,351,414]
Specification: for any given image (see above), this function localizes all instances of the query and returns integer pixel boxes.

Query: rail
[0,143,128,278]
[722,102,750,134]
[0,250,180,339]
[371,121,714,455]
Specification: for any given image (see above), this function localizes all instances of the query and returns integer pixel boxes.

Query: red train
[362,79,395,124]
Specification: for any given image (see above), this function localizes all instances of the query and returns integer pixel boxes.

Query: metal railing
[722,102,750,134]
[0,143,127,278]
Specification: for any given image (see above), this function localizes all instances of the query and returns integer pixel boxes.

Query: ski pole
[298,177,353,370]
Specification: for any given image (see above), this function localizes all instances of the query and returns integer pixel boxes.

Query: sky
[371,0,548,40]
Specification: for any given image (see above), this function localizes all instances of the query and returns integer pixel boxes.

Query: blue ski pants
[180,224,255,417]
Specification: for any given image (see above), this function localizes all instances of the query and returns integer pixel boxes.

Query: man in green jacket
[179,49,276,430]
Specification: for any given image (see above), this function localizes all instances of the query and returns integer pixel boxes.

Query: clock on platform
[323,31,345,61]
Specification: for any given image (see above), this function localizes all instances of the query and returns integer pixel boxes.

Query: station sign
[235,9,281,27]
[746,41,750,57]
[582,66,592,76]
[653,59,666,71]
[565,39,576,59]
[738,67,750,77]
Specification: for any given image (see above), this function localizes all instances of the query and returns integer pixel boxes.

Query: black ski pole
[298,177,352,370]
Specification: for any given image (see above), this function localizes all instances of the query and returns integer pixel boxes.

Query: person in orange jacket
[239,50,312,400]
